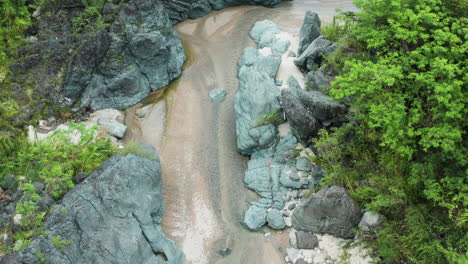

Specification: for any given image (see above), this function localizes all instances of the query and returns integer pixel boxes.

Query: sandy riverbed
[125,1,356,263]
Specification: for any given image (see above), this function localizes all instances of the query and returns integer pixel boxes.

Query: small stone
[296,231,318,249]
[286,248,301,262]
[296,259,308,264]
[73,172,87,184]
[208,88,228,103]
[289,230,297,247]
[276,80,283,86]
[359,211,383,232]
[13,214,22,225]
[218,248,231,257]
[288,51,296,57]
[33,181,44,193]
[288,203,296,210]
[98,118,127,139]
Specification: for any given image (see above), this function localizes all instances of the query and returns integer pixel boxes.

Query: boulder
[298,12,321,56]
[279,87,347,141]
[208,88,228,103]
[305,65,335,92]
[296,231,318,249]
[296,157,312,172]
[359,211,383,232]
[98,118,127,139]
[244,205,268,230]
[292,185,362,238]
[295,36,336,73]
[8,144,185,263]
[267,209,286,229]
[10,0,282,114]
[250,20,281,47]
[235,50,281,155]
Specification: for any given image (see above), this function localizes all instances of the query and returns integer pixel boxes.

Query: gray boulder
[267,209,286,229]
[9,144,185,263]
[305,64,335,92]
[295,36,336,73]
[208,88,228,103]
[250,20,281,48]
[296,231,318,249]
[279,87,347,141]
[292,185,362,239]
[98,118,127,139]
[298,12,321,56]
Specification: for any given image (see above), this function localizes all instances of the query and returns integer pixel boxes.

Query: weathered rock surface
[292,185,362,239]
[296,231,318,249]
[295,36,336,73]
[235,20,284,155]
[5,144,185,264]
[279,87,347,141]
[267,209,286,229]
[10,0,281,112]
[305,64,335,92]
[298,11,321,56]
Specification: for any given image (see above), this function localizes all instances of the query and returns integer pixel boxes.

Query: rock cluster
[3,144,185,264]
[10,0,281,112]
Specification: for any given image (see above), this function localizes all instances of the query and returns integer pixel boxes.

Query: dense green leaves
[314,0,467,263]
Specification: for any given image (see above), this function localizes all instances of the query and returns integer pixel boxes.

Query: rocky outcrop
[5,144,185,264]
[163,0,281,23]
[10,0,281,113]
[292,185,362,239]
[235,20,283,155]
[295,36,336,73]
[298,12,321,56]
[279,87,347,141]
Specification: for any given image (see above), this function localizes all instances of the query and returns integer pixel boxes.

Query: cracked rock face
[10,0,281,112]
[6,144,184,264]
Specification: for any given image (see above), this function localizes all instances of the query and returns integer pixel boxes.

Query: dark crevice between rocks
[132,212,169,262]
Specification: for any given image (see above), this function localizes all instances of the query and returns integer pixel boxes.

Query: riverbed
[125,1,356,263]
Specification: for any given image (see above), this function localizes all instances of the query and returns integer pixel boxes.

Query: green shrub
[0,124,117,252]
[312,0,467,263]
[119,142,155,160]
[255,110,284,127]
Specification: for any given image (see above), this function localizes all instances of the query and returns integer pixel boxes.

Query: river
[125,1,355,263]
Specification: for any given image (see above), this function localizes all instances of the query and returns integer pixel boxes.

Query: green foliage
[321,11,357,42]
[312,0,467,263]
[52,235,72,250]
[0,0,33,81]
[72,0,108,35]
[119,142,155,160]
[1,124,116,252]
[255,110,284,127]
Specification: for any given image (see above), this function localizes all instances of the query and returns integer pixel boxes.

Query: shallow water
[125,1,355,263]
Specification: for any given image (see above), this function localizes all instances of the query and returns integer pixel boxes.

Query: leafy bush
[0,124,117,252]
[255,110,284,127]
[312,0,467,263]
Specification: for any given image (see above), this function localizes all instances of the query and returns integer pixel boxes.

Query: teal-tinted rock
[239,47,258,67]
[287,76,301,89]
[235,64,280,155]
[272,40,290,55]
[275,80,283,86]
[250,20,281,45]
[244,205,268,230]
[280,165,304,188]
[296,157,312,172]
[267,209,286,229]
[272,133,297,163]
[12,144,185,263]
[254,55,282,79]
[244,159,272,197]
[208,88,227,103]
